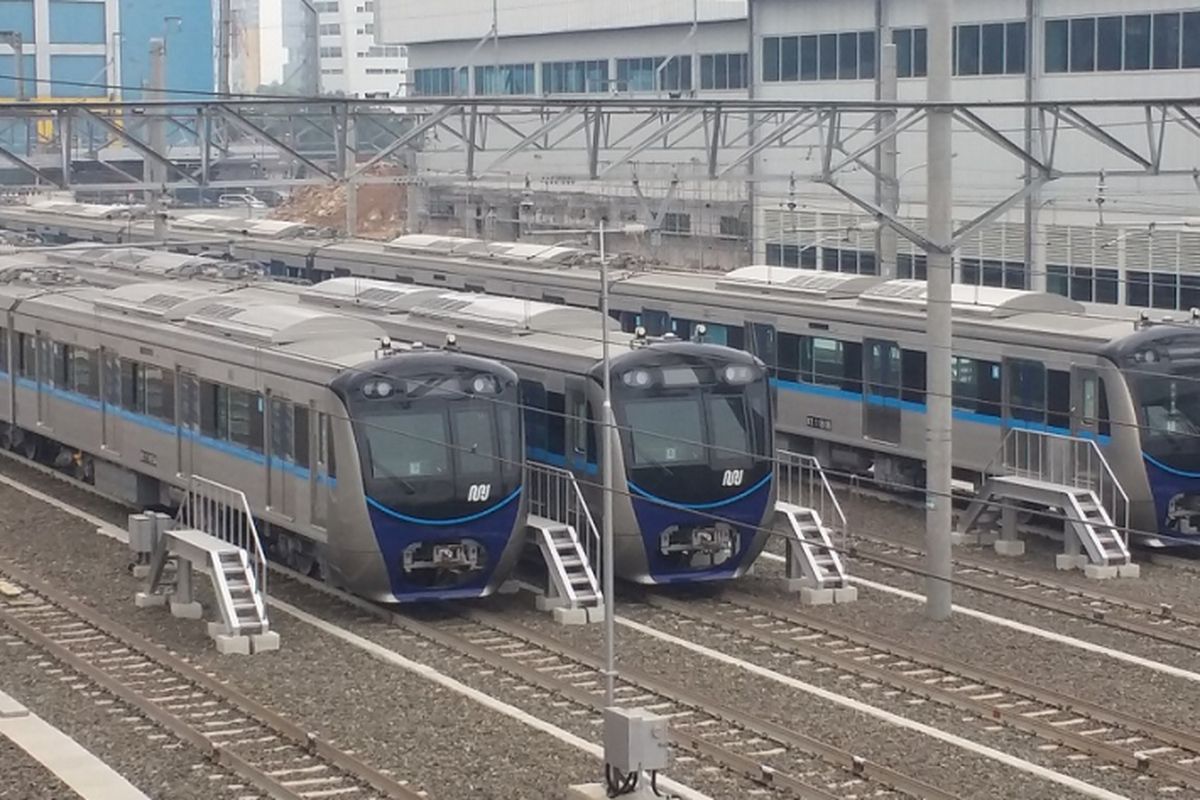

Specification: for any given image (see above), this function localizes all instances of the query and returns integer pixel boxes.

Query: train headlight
[375,381,394,398]
[362,381,377,397]
[722,364,756,385]
[471,375,498,394]
[622,369,652,388]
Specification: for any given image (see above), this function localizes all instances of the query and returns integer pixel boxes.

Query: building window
[953,21,1025,75]
[616,56,691,92]
[542,59,608,93]
[897,253,927,280]
[893,27,927,77]
[413,67,466,96]
[367,45,400,57]
[763,31,876,82]
[700,52,748,90]
[660,212,691,234]
[718,215,748,238]
[315,1,338,11]
[475,63,535,95]
[1046,12,1198,73]
[318,46,343,58]
[959,258,1026,289]
[319,23,341,35]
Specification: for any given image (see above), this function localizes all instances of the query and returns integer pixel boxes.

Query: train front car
[603,342,775,583]
[328,352,526,601]
[1108,327,1200,546]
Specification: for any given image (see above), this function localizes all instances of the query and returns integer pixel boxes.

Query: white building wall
[318,0,406,97]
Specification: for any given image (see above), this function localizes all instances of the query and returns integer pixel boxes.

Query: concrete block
[1055,554,1087,571]
[1117,563,1141,579]
[207,621,232,638]
[949,531,979,546]
[134,592,167,608]
[799,587,835,606]
[567,784,661,800]
[552,606,591,626]
[833,586,859,604]
[585,605,606,624]
[213,634,251,656]
[131,564,151,579]
[251,631,281,653]
[535,594,565,612]
[776,577,813,593]
[993,539,1026,557]
[1083,564,1118,580]
[169,601,203,620]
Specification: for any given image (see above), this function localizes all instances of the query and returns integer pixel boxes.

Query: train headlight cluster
[722,365,757,385]
[470,374,501,394]
[362,380,395,398]
[622,369,653,388]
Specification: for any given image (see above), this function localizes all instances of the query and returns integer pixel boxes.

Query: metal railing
[776,449,849,546]
[526,461,602,581]
[176,475,268,600]
[988,428,1130,546]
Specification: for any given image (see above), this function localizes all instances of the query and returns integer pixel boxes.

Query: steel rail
[0,563,425,800]
[648,593,1200,793]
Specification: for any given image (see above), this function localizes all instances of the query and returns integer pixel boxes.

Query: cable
[605,764,640,797]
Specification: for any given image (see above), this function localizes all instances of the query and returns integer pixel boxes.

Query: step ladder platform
[774,501,855,604]
[158,528,246,563]
[528,513,603,625]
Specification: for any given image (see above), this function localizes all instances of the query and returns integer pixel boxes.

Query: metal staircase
[958,429,1135,575]
[136,476,278,653]
[776,450,852,598]
[526,462,603,620]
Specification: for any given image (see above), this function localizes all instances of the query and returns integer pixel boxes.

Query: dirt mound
[271,164,406,239]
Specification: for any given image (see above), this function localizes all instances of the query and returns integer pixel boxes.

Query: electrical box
[603,707,670,773]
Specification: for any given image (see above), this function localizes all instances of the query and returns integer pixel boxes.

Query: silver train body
[10,206,1196,545]
[0,253,528,602]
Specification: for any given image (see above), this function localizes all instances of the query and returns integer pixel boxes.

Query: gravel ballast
[0,736,75,800]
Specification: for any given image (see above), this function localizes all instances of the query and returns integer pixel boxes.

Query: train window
[746,323,777,372]
[228,389,264,454]
[951,356,1002,416]
[72,348,99,399]
[102,351,120,408]
[325,415,337,477]
[777,333,801,382]
[1007,359,1046,423]
[0,328,7,373]
[178,373,199,431]
[453,407,497,476]
[642,309,671,337]
[1047,370,1070,430]
[801,337,863,394]
[18,333,34,378]
[617,311,640,333]
[270,399,294,462]
[53,343,70,388]
[570,394,588,455]
[145,366,175,424]
[200,382,229,440]
[120,360,147,414]
[901,349,926,404]
[294,406,311,468]
[519,380,548,453]
[547,391,567,457]
[1098,379,1111,436]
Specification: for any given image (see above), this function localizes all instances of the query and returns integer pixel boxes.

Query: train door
[177,371,199,479]
[268,396,293,519]
[863,339,902,444]
[565,380,599,497]
[101,348,121,456]
[1071,367,1102,439]
[36,332,51,429]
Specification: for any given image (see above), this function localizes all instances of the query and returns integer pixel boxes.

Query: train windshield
[1125,336,1200,472]
[622,390,767,468]
[359,401,515,483]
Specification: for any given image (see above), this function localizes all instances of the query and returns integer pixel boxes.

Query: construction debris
[271,164,407,239]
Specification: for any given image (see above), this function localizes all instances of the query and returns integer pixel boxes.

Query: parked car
[217,193,267,209]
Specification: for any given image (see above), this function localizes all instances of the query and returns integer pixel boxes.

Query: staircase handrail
[776,449,848,545]
[177,475,269,603]
[527,461,602,585]
[985,428,1130,546]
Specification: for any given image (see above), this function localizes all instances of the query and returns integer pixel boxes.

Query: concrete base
[1055,554,1088,571]
[833,586,859,604]
[213,634,251,656]
[207,621,231,638]
[552,606,591,626]
[567,783,660,799]
[1117,563,1141,579]
[130,564,151,579]
[799,587,835,606]
[169,601,203,620]
[251,631,281,653]
[535,594,564,612]
[1083,564,1118,580]
[993,539,1026,557]
[951,530,997,546]
[134,592,167,608]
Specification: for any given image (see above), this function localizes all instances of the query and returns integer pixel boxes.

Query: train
[0,251,528,602]
[0,240,777,587]
[3,201,1192,546]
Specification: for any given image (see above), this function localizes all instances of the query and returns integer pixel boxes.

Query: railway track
[850,533,1200,653]
[0,563,426,800]
[645,590,1200,796]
